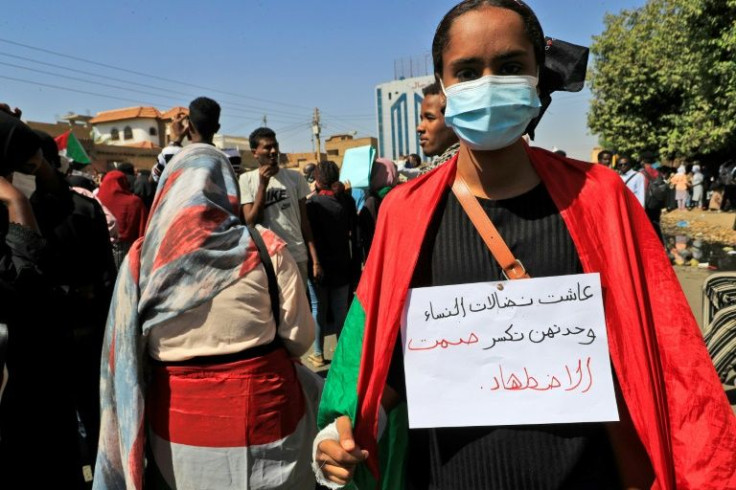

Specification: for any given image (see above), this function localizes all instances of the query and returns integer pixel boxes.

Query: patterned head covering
[95,143,284,488]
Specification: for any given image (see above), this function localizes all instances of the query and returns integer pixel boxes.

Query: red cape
[353,146,736,489]
[98,170,148,243]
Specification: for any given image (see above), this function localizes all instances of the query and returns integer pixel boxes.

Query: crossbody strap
[247,225,281,327]
[451,172,530,280]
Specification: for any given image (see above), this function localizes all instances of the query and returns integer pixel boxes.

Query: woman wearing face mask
[313,1,736,489]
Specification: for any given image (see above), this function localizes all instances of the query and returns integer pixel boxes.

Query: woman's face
[440,6,537,88]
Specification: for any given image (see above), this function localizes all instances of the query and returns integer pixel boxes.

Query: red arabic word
[485,357,594,393]
[407,332,479,352]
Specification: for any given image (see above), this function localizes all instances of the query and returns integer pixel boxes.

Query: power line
[0,74,285,123]
[0,38,380,129]
[0,50,192,98]
[0,37,316,112]
[0,60,308,121]
[0,52,311,120]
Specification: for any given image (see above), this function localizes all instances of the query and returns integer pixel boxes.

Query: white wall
[93,118,160,146]
[375,75,434,160]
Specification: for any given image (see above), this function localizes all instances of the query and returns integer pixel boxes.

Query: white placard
[400,273,619,429]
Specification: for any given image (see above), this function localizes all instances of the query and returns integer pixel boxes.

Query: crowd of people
[1,1,735,489]
[600,149,736,213]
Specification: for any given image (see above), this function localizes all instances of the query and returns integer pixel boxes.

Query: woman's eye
[499,64,523,75]
[456,68,478,82]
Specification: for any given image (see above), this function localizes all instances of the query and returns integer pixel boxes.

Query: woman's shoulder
[529,147,630,197]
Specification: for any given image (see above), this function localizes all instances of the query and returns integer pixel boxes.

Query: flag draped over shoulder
[93,144,283,490]
[54,130,91,164]
[318,146,736,490]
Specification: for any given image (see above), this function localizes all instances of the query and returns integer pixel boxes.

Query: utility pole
[262,114,267,127]
[312,108,321,162]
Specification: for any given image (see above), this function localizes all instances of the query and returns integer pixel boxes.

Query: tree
[588,0,736,163]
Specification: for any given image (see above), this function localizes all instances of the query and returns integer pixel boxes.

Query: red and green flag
[54,130,90,164]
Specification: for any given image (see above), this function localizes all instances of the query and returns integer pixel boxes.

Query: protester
[240,127,321,288]
[115,161,136,191]
[597,149,613,167]
[717,160,736,210]
[132,169,156,209]
[96,169,148,267]
[305,161,358,367]
[68,172,120,244]
[691,165,705,209]
[0,110,86,489]
[640,150,666,242]
[222,147,243,175]
[313,1,736,489]
[406,153,421,168]
[709,184,724,211]
[397,153,424,181]
[617,154,645,207]
[670,165,690,211]
[151,97,230,184]
[94,144,319,489]
[303,162,318,195]
[31,130,117,463]
[356,157,398,265]
[417,81,460,174]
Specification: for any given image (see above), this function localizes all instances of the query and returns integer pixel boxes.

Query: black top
[389,183,620,489]
[306,192,358,288]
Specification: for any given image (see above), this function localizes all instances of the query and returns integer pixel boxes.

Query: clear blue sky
[1,0,645,161]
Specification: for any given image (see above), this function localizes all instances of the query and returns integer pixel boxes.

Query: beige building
[283,152,328,171]
[325,134,378,168]
[591,146,604,163]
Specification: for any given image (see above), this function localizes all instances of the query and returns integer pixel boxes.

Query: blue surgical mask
[442,75,542,151]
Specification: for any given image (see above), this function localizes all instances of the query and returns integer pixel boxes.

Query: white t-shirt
[621,169,646,207]
[239,168,311,263]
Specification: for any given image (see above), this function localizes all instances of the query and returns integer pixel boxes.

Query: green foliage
[588,0,736,162]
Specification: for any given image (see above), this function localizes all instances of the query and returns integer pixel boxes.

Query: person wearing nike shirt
[240,127,321,288]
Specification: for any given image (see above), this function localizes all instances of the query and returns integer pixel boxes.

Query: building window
[327,149,339,156]
[123,126,133,140]
[149,127,157,136]
[110,128,119,141]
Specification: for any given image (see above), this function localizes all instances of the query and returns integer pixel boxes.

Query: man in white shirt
[239,127,321,287]
[618,155,645,207]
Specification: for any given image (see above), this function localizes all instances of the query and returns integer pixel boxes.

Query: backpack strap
[247,225,281,329]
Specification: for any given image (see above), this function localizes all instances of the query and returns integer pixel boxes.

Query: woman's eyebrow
[492,50,528,62]
[449,57,483,69]
[449,50,529,68]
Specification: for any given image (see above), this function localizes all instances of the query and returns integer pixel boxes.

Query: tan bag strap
[451,172,530,280]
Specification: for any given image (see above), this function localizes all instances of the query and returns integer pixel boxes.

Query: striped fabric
[702,273,736,326]
[94,144,297,490]
[705,304,736,381]
[146,349,316,489]
[152,144,181,183]
[154,145,242,183]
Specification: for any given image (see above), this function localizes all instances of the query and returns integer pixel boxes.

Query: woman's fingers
[321,462,352,484]
[318,439,365,466]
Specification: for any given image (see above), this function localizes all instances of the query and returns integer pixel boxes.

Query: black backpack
[642,171,668,210]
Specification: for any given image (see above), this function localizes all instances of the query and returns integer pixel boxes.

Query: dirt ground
[662,209,736,244]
